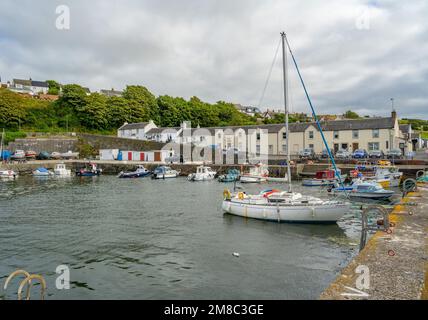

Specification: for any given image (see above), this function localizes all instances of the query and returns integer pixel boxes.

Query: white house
[117,120,157,140]
[9,79,49,95]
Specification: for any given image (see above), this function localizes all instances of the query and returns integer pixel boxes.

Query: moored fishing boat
[329,179,394,199]
[25,150,37,160]
[302,169,346,187]
[76,163,102,177]
[240,163,269,183]
[218,169,240,182]
[118,165,151,178]
[54,163,72,176]
[33,167,54,177]
[11,150,26,162]
[188,166,217,181]
[151,166,180,179]
[0,169,18,179]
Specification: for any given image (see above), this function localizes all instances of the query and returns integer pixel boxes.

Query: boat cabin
[197,166,214,174]
[315,170,337,180]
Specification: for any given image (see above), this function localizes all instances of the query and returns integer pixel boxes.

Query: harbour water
[0,176,397,300]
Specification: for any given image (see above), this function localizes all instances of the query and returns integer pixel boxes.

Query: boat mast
[281,32,292,191]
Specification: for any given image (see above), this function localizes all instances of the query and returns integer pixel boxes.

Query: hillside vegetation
[0,85,259,135]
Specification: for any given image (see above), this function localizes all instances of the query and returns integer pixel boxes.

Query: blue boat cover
[36,167,49,172]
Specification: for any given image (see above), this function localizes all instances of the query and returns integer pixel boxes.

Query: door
[154,152,161,162]
[334,144,339,153]
[128,152,132,161]
[140,152,145,161]
[353,143,359,151]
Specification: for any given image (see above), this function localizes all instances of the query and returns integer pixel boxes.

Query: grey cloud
[0,0,427,119]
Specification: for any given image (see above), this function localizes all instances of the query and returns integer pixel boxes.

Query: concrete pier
[320,186,428,300]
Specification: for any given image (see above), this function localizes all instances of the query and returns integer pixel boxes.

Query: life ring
[223,189,231,199]
[238,192,245,200]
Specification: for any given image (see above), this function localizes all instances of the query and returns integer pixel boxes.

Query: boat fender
[223,189,231,200]
[238,192,244,200]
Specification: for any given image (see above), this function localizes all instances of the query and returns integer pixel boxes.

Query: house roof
[399,124,411,133]
[146,127,180,134]
[119,122,150,130]
[13,79,48,87]
[100,89,123,96]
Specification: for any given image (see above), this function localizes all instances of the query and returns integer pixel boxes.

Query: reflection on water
[0,175,399,300]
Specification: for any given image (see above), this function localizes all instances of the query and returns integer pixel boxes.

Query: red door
[154,152,161,162]
[128,152,132,160]
[140,152,145,161]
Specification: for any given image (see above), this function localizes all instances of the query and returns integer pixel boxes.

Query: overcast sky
[0,0,427,119]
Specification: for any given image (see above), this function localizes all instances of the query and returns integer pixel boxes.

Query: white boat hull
[54,169,72,176]
[0,170,17,179]
[240,176,267,183]
[188,174,216,181]
[222,200,349,223]
[152,173,179,179]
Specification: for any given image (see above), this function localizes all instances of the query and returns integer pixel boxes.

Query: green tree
[344,110,360,119]
[58,84,88,113]
[123,85,159,124]
[0,88,27,129]
[46,80,61,95]
[77,93,109,130]
[157,95,192,127]
[107,96,133,129]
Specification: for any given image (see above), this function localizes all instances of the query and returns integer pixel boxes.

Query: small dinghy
[240,163,269,183]
[25,150,37,160]
[118,165,151,178]
[33,167,54,177]
[188,166,217,181]
[222,189,350,223]
[11,150,26,162]
[76,163,102,177]
[152,166,180,179]
[0,169,18,179]
[302,169,346,187]
[54,163,72,176]
[218,169,240,182]
[329,179,394,200]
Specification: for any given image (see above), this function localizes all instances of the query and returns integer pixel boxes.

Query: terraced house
[117,111,413,156]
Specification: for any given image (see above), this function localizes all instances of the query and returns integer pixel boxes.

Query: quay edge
[319,187,428,300]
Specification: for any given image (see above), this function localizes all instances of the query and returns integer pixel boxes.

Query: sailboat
[222,32,351,223]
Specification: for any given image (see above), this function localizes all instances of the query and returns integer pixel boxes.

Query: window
[268,145,273,153]
[217,133,221,139]
[309,144,314,149]
[386,141,389,149]
[333,131,339,139]
[256,145,260,154]
[308,131,314,139]
[368,142,380,151]
[282,132,287,139]
[238,132,242,138]
[372,129,379,138]
[352,130,359,139]
[282,144,287,152]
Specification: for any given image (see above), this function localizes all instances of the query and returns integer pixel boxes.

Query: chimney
[391,110,397,120]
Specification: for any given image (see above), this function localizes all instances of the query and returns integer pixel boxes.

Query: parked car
[368,150,384,159]
[352,149,369,159]
[386,149,402,159]
[335,149,352,159]
[320,149,329,158]
[299,148,315,159]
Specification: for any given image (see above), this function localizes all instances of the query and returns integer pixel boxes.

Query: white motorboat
[188,166,217,181]
[118,165,151,178]
[152,166,180,179]
[329,179,394,199]
[240,163,269,183]
[54,163,72,176]
[365,166,403,188]
[61,151,79,159]
[33,167,54,177]
[0,169,18,179]
[222,189,349,223]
